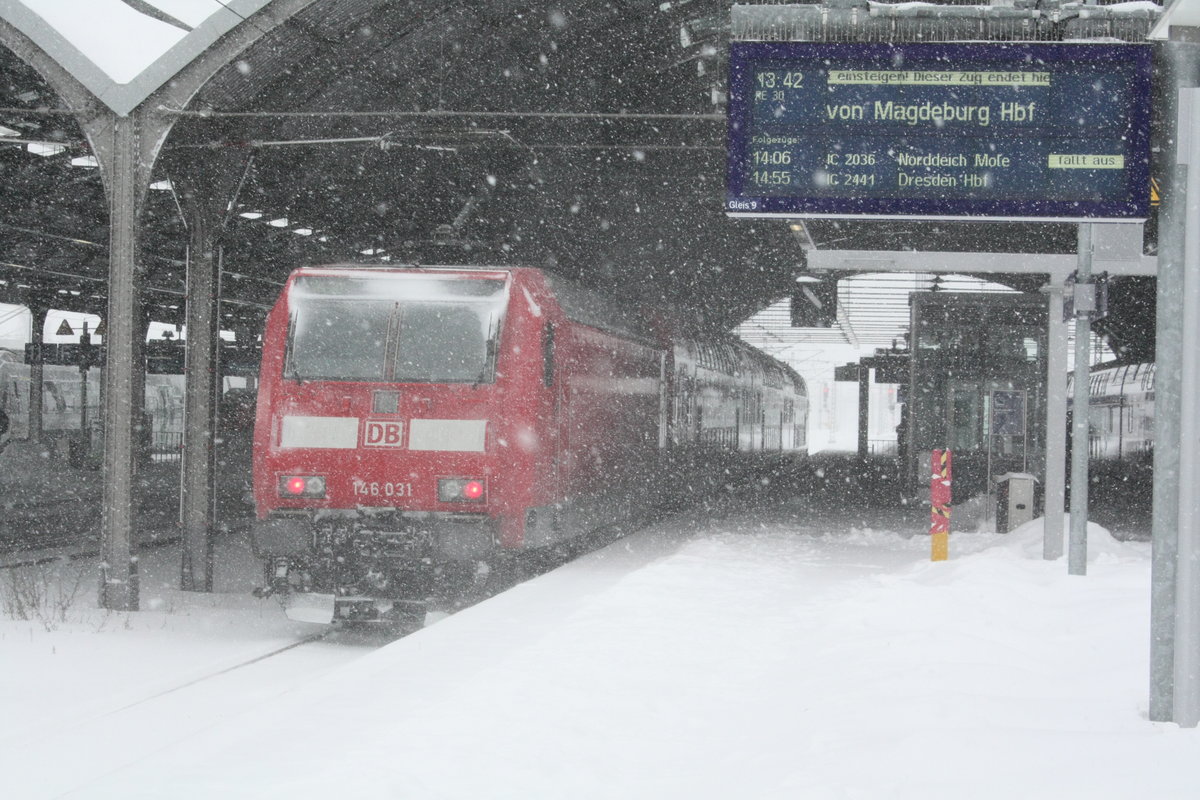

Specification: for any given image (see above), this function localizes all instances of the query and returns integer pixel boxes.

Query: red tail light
[279,475,326,498]
[438,477,486,503]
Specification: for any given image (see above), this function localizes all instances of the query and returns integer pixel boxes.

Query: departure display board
[725,42,1152,221]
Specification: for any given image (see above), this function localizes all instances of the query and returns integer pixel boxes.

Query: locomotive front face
[251,269,531,612]
[268,269,509,502]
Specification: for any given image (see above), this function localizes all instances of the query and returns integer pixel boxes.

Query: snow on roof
[17,0,196,84]
[2,0,273,115]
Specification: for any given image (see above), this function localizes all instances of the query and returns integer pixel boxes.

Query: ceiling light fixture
[26,142,66,157]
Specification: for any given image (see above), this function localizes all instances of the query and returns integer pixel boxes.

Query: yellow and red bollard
[930,449,952,561]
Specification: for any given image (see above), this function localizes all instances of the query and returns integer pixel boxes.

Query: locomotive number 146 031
[352,480,413,498]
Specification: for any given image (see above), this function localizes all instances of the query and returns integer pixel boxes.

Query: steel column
[1068,224,1093,577]
[1174,86,1200,728]
[1151,37,1200,726]
[169,148,254,594]
[98,111,141,612]
[1042,283,1067,561]
[857,366,869,459]
[26,303,48,443]
[179,227,221,593]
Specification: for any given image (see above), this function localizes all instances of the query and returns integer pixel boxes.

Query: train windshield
[284,273,509,383]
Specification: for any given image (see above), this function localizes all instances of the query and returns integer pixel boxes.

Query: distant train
[1069,361,1154,464]
[0,351,99,441]
[251,265,808,623]
[0,348,187,459]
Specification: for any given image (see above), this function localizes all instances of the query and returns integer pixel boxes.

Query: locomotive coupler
[252,557,294,599]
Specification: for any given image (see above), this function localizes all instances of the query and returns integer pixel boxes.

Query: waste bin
[995,472,1036,534]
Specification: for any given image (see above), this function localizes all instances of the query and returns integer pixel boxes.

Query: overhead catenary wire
[202,141,721,151]
[0,136,88,149]
[153,107,726,155]
[0,106,78,116]
[165,134,721,152]
[160,107,724,122]
[0,259,270,309]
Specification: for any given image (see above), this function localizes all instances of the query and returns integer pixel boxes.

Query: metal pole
[99,112,141,612]
[180,231,220,593]
[1150,38,1198,723]
[1174,86,1200,728]
[1068,224,1093,577]
[27,304,47,443]
[170,150,251,593]
[1042,282,1067,561]
[857,366,869,459]
[78,322,90,453]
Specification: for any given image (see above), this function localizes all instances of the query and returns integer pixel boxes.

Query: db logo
[363,420,403,447]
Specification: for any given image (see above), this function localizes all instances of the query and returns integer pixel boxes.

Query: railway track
[0,627,377,799]
[107,629,335,715]
[1,511,251,566]
[0,503,99,556]
[0,532,179,569]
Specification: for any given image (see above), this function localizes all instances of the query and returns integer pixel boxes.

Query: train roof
[278,264,803,392]
[288,264,516,282]
[1067,361,1154,400]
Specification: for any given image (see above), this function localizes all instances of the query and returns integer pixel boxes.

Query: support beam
[1042,282,1067,561]
[857,366,869,460]
[97,111,142,612]
[169,148,254,593]
[78,323,93,456]
[179,235,220,593]
[1151,35,1200,726]
[1174,85,1200,729]
[805,249,1155,278]
[1068,224,1094,577]
[26,302,48,443]
[176,192,220,592]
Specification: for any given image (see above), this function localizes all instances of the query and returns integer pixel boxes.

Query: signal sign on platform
[930,449,952,562]
[725,42,1152,222]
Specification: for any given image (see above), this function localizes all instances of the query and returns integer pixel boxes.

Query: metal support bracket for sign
[804,249,1155,279]
[1063,271,1109,321]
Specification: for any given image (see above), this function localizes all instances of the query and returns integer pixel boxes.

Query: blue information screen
[725,42,1152,221]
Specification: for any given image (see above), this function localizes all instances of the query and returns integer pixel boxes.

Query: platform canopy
[0,0,1165,355]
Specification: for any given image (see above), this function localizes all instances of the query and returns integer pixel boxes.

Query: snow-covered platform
[0,477,1192,800]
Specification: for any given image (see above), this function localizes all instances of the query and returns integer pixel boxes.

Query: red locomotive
[251,265,807,622]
